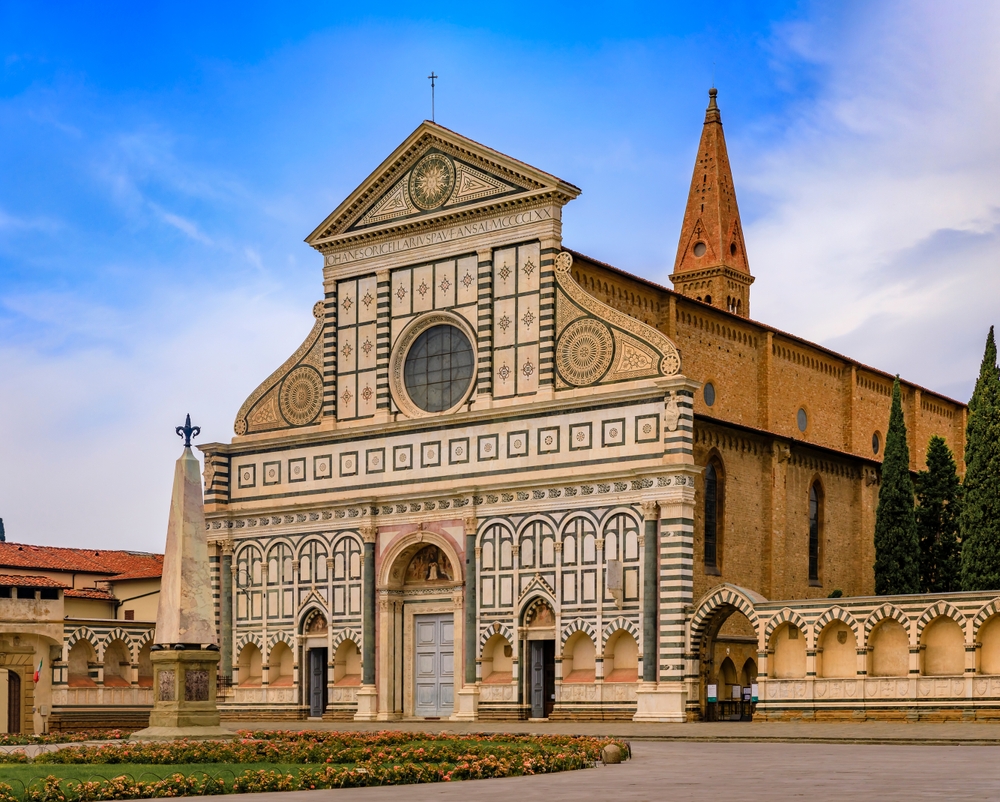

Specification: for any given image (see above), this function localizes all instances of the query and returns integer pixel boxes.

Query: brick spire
[670,88,754,317]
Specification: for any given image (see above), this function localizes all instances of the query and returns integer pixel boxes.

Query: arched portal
[377,531,464,720]
[522,597,556,719]
[691,586,761,721]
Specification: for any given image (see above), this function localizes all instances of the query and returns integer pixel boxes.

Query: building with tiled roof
[0,539,162,734]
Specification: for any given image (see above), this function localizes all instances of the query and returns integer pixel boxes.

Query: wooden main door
[414,613,454,717]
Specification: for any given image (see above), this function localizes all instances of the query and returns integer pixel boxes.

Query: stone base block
[451,686,479,721]
[633,681,687,723]
[353,685,378,721]
[131,649,234,741]
[130,725,236,742]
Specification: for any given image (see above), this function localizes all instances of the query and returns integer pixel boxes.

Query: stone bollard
[601,743,623,764]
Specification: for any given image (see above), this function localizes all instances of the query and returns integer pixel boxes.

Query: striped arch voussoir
[332,628,362,651]
[561,618,597,647]
[813,607,859,639]
[916,600,966,637]
[690,585,760,639]
[479,622,515,650]
[763,608,810,645]
[973,598,1000,638]
[602,617,640,649]
[101,628,135,660]
[267,632,295,652]
[235,632,264,652]
[66,627,99,654]
[864,604,910,639]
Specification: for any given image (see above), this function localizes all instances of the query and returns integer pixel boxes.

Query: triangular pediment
[305,122,580,247]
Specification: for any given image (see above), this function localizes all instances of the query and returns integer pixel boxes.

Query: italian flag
[33,658,42,683]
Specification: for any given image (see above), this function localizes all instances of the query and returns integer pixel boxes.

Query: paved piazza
[217,738,1000,802]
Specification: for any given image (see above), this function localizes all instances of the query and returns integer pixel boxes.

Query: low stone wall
[691,584,1000,721]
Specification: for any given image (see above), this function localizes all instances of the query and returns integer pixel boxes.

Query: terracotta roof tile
[0,574,68,588]
[0,542,162,578]
[63,587,116,600]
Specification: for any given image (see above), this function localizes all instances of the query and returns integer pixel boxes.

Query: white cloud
[744,0,1000,400]
[0,290,314,550]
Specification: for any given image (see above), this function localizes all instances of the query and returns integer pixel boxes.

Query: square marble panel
[569,422,592,451]
[288,457,306,483]
[602,418,626,447]
[449,437,470,465]
[421,441,441,468]
[262,461,281,486]
[237,464,256,489]
[478,433,499,461]
[393,444,413,471]
[507,430,529,458]
[635,414,660,443]
[366,447,385,474]
[538,426,560,454]
[340,451,358,477]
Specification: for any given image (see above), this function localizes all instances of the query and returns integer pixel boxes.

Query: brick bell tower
[670,88,754,318]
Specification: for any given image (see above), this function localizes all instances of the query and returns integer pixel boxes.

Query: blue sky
[2,1,998,549]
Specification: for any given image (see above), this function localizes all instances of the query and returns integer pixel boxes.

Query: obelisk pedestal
[132,416,234,741]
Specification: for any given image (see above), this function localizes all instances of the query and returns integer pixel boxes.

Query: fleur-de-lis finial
[176,414,201,448]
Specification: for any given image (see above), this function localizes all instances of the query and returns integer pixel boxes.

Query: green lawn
[0,763,307,787]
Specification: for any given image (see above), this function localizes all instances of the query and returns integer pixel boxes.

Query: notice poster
[751,683,759,703]
[707,684,717,703]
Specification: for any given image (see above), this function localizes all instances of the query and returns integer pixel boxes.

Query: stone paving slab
[202,741,1000,802]
[229,718,1000,744]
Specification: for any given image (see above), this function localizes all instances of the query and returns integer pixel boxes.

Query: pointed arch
[66,627,99,653]
[764,608,812,647]
[814,607,860,640]
[266,631,296,652]
[561,617,597,647]
[916,600,967,638]
[690,584,763,644]
[864,604,911,642]
[479,621,515,651]
[973,598,1000,638]
[602,617,641,649]
[101,628,137,661]
[235,631,264,652]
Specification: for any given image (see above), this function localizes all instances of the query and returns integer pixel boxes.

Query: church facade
[199,91,978,723]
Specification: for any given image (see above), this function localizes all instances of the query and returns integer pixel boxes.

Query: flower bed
[0,732,130,748]
[0,731,628,801]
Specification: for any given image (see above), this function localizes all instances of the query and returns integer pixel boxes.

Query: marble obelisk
[132,415,234,741]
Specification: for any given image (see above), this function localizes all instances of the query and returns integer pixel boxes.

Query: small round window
[693,241,707,257]
[797,408,808,432]
[403,324,474,413]
[872,431,881,455]
[704,382,716,407]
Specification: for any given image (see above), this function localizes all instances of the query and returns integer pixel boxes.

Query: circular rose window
[402,324,474,413]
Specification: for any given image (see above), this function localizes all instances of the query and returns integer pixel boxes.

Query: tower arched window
[809,482,822,583]
[704,458,724,572]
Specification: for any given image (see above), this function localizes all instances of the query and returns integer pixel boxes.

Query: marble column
[455,516,480,720]
[642,501,659,683]
[220,541,233,680]
[355,522,378,720]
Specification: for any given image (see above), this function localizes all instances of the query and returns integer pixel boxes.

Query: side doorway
[308,648,328,718]
[7,670,21,734]
[529,639,555,719]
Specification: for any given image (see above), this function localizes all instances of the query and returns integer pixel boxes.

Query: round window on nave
[403,324,475,413]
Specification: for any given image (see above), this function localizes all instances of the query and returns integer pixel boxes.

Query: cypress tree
[916,435,961,593]
[874,376,920,595]
[961,326,1000,590]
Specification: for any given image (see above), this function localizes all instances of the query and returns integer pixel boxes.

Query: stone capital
[361,524,377,544]
[594,538,604,551]
[221,539,234,557]
[464,516,479,535]
[476,247,493,263]
[641,501,661,521]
